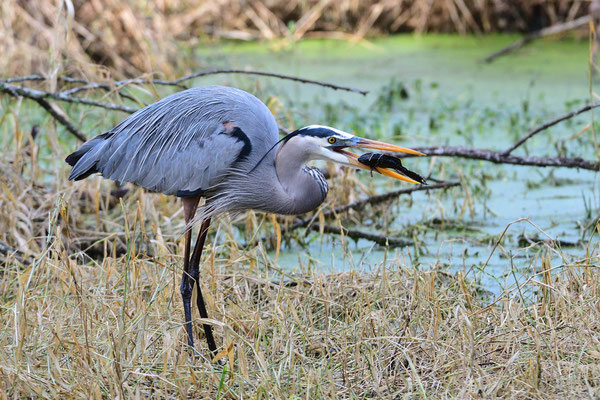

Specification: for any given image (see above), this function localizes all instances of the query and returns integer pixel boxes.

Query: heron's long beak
[334,137,426,184]
[354,138,426,156]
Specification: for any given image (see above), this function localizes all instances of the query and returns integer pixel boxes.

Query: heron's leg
[181,197,200,353]
[189,218,218,356]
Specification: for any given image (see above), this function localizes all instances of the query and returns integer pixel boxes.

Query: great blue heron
[65,85,424,357]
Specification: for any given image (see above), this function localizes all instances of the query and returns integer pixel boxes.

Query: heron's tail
[65,132,113,180]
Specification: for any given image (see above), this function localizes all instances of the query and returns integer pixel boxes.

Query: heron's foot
[214,357,225,366]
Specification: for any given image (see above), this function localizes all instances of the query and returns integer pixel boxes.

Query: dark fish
[358,153,427,184]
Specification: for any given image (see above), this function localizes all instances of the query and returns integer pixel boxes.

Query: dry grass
[1,205,599,397]
[1,100,600,398]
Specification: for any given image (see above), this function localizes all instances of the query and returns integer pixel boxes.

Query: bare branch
[398,146,599,171]
[503,101,600,156]
[483,15,592,63]
[1,79,87,141]
[5,74,183,100]
[327,181,460,215]
[172,69,368,95]
[256,181,457,248]
[2,69,366,140]
[7,69,367,97]
[34,98,87,142]
[0,80,138,114]
[289,181,460,232]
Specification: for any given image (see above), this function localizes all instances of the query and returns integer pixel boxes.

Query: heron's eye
[328,137,336,144]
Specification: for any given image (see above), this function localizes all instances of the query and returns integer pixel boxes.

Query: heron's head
[281,125,426,184]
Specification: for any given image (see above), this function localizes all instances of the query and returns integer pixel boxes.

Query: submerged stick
[310,224,412,247]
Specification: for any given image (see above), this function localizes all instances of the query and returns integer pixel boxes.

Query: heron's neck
[274,144,328,215]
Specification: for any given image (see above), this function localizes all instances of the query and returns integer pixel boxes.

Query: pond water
[195,35,598,295]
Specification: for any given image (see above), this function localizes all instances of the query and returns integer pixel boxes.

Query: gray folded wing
[67,86,273,197]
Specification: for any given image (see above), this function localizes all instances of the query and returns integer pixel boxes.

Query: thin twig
[503,101,600,155]
[5,75,47,83]
[60,78,187,96]
[5,75,88,84]
[61,84,143,104]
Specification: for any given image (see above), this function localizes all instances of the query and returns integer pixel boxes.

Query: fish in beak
[332,137,426,184]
